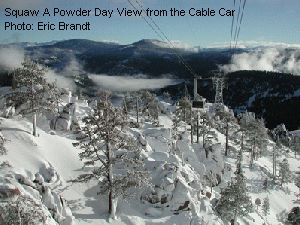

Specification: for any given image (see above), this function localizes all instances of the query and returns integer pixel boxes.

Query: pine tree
[0,195,46,225]
[47,81,64,113]
[215,170,253,224]
[197,111,216,151]
[272,139,281,179]
[72,97,149,218]
[206,170,217,193]
[278,158,292,186]
[0,128,7,156]
[239,113,268,167]
[172,107,181,140]
[139,90,159,125]
[11,59,59,136]
[255,198,261,210]
[214,110,236,156]
[295,172,300,196]
[290,135,300,158]
[176,96,192,123]
[262,197,270,216]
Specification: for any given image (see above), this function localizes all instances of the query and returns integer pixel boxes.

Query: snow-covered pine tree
[215,164,253,224]
[271,124,290,147]
[120,92,140,126]
[47,80,64,113]
[0,195,46,225]
[262,197,270,216]
[11,59,60,136]
[196,111,217,157]
[295,172,300,196]
[290,135,300,158]
[172,107,181,142]
[278,158,292,186]
[176,96,192,123]
[122,92,134,116]
[0,127,7,155]
[214,110,237,156]
[272,140,281,179]
[239,113,268,167]
[286,206,300,225]
[162,91,172,103]
[73,97,149,218]
[206,170,217,192]
[255,198,261,210]
[139,90,159,125]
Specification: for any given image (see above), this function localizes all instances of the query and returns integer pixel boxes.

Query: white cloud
[208,41,300,49]
[45,69,76,91]
[0,47,24,69]
[89,74,181,92]
[221,47,300,75]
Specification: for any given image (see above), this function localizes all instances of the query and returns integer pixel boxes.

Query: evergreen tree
[271,124,290,147]
[214,110,237,156]
[239,113,268,167]
[0,130,7,156]
[176,96,192,123]
[295,172,300,196]
[262,197,270,216]
[72,97,149,218]
[287,207,300,225]
[206,170,217,193]
[272,140,281,179]
[255,198,261,210]
[278,158,292,186]
[139,90,159,125]
[0,195,46,225]
[290,135,300,158]
[215,169,253,224]
[197,111,216,152]
[11,59,59,136]
[121,92,141,126]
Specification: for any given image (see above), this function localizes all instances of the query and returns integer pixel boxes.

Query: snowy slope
[0,97,299,225]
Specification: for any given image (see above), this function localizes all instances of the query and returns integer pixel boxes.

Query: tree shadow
[276,209,288,224]
[248,178,265,193]
[72,184,109,221]
[0,127,31,134]
[293,198,300,204]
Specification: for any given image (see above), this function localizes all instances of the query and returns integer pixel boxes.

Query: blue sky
[0,0,299,47]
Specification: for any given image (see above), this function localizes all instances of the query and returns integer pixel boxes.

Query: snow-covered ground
[0,95,299,225]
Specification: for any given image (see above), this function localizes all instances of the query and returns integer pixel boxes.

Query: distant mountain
[15,39,232,76]
[0,39,299,130]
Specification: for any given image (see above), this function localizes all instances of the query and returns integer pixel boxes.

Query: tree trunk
[136,97,139,125]
[106,118,113,216]
[190,123,193,144]
[111,197,118,219]
[225,122,229,156]
[196,114,199,143]
[233,208,238,225]
[253,137,257,160]
[109,189,113,215]
[32,113,37,136]
[190,106,193,144]
[123,97,128,116]
[273,147,276,179]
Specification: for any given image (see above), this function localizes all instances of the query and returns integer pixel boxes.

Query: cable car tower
[213,77,224,104]
[212,71,226,110]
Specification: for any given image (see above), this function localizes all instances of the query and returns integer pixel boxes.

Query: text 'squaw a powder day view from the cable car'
[0,0,300,225]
